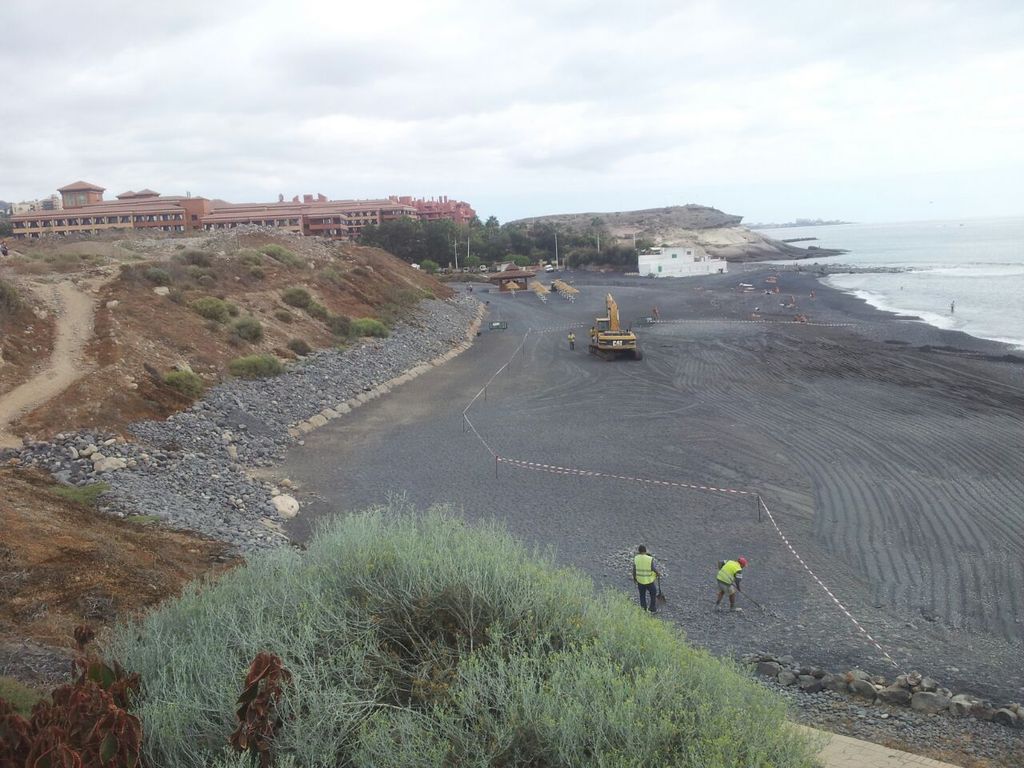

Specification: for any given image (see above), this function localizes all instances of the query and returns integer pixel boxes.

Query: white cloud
[1,0,1022,222]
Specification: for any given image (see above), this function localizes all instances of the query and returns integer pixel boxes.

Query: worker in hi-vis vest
[632,545,660,613]
[715,557,748,611]
[568,331,576,350]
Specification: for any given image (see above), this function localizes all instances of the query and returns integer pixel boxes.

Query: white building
[11,194,62,214]
[638,245,727,278]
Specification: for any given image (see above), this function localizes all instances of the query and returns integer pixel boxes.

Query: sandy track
[0,280,97,448]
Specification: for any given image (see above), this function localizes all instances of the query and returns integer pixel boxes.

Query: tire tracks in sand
[0,279,100,448]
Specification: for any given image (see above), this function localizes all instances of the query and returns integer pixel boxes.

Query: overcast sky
[2,0,1022,223]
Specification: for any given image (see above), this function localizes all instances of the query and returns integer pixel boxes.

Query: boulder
[878,685,912,706]
[848,679,877,701]
[919,676,939,692]
[993,708,1020,728]
[905,671,922,688]
[949,694,979,717]
[756,661,782,678]
[80,444,98,458]
[93,457,127,473]
[798,676,825,694]
[271,494,299,518]
[846,669,871,682]
[821,673,847,693]
[910,691,951,714]
[153,286,170,296]
[308,414,328,428]
[777,670,797,686]
[90,451,107,463]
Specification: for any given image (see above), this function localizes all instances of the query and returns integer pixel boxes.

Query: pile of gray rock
[745,652,1022,728]
[4,297,480,552]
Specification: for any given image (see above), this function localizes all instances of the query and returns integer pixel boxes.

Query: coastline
[739,261,1024,353]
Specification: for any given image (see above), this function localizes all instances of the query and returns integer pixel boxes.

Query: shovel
[656,579,667,606]
[738,590,778,617]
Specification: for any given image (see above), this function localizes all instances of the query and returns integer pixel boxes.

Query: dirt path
[0,280,98,448]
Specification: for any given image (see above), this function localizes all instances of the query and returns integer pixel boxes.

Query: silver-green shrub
[109,503,817,768]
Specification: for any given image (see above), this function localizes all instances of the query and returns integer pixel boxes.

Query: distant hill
[510,204,839,261]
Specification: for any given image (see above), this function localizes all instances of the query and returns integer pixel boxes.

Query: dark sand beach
[282,267,1024,713]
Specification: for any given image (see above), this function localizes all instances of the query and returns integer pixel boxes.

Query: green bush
[228,354,283,379]
[320,266,345,285]
[191,297,231,323]
[163,369,204,398]
[281,287,312,308]
[187,265,216,282]
[260,244,302,267]
[306,301,329,321]
[110,507,817,768]
[232,316,263,343]
[49,481,110,507]
[274,309,294,324]
[236,248,263,266]
[420,258,439,274]
[287,338,312,356]
[326,314,350,337]
[0,676,43,716]
[179,249,214,267]
[249,266,265,280]
[226,302,240,318]
[350,317,389,338]
[0,279,23,315]
[144,267,172,286]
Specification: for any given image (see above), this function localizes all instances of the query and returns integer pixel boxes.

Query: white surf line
[463,326,901,670]
[758,497,900,670]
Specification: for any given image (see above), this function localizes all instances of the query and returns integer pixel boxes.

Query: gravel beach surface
[277,270,1022,764]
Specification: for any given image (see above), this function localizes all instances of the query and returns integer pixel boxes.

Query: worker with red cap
[715,556,748,611]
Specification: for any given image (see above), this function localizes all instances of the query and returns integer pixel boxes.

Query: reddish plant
[229,653,292,768]
[0,627,143,768]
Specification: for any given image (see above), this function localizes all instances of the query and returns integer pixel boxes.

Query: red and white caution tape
[497,456,753,496]
[758,496,900,668]
[463,326,899,669]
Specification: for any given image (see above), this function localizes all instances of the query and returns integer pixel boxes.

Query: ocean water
[756,217,1024,349]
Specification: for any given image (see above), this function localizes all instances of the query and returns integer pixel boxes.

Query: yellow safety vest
[634,554,656,585]
[717,560,742,584]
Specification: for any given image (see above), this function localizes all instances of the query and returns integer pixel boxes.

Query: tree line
[358,215,653,273]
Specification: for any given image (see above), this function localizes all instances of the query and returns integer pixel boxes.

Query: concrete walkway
[805,727,960,767]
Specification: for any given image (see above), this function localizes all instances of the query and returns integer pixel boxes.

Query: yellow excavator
[589,293,642,360]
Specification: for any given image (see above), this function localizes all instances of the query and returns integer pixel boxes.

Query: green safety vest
[634,554,656,585]
[717,560,743,584]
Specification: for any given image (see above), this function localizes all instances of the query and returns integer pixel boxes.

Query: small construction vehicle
[589,293,642,360]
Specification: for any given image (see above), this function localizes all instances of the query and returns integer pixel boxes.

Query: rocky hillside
[512,204,839,262]
[1,229,448,438]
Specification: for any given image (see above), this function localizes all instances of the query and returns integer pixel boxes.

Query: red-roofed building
[390,195,476,225]
[201,198,419,239]
[11,182,212,238]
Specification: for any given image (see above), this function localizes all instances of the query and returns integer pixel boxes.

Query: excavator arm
[606,293,621,332]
